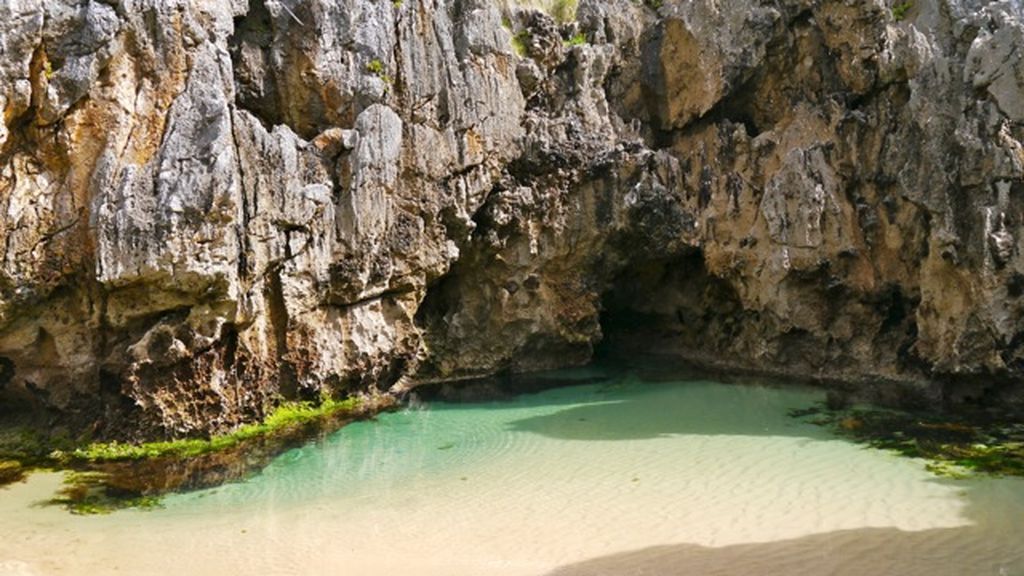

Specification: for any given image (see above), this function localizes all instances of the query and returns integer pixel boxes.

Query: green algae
[791,403,1024,479]
[44,471,165,515]
[0,395,390,514]
[0,459,24,484]
[48,396,384,514]
[0,423,71,487]
[75,397,362,462]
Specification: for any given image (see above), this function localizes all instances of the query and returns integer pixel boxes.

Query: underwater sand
[1,369,1022,575]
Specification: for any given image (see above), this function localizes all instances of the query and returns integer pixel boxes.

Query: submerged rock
[792,400,1024,478]
[0,0,1022,439]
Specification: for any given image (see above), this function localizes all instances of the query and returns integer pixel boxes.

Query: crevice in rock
[0,357,20,411]
[332,286,416,310]
[266,267,297,400]
[229,0,284,132]
[96,367,137,434]
[0,45,49,166]
[869,284,924,374]
[412,263,460,366]
[221,323,239,375]
[673,73,770,142]
[0,357,15,390]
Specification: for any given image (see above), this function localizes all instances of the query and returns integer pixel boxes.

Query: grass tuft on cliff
[892,1,914,21]
[74,397,361,462]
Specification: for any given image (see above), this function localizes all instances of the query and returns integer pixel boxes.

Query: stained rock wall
[0,0,1021,438]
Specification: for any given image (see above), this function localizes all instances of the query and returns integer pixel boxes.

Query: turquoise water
[170,371,826,512]
[2,368,1023,575]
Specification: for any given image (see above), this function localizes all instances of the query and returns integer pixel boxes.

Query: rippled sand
[2,371,1022,575]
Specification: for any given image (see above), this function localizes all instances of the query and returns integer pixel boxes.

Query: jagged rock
[0,0,1022,439]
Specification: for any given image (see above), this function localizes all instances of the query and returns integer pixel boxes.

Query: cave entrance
[595,248,748,367]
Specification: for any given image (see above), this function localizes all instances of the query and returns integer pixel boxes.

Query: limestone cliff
[0,0,1022,439]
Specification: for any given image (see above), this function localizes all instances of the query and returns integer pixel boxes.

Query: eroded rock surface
[0,0,1022,439]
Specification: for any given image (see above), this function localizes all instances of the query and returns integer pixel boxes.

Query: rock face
[0,0,1022,439]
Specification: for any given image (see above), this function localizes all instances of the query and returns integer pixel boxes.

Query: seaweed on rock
[791,404,1024,478]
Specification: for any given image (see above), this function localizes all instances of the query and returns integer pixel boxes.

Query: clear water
[1,368,1023,575]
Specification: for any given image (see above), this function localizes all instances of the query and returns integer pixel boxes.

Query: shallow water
[2,368,1023,575]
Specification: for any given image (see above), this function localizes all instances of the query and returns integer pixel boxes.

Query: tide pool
[1,368,1021,575]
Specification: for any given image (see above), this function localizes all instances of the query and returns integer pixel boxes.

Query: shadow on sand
[545,473,1024,576]
[544,524,1023,576]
